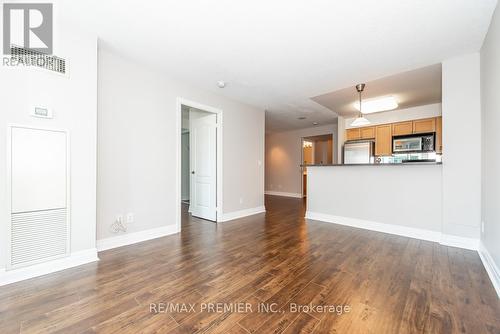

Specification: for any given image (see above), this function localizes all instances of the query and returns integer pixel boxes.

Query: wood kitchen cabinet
[345,116,441,156]
[413,118,436,134]
[360,126,375,139]
[435,116,442,153]
[375,124,392,156]
[346,126,375,140]
[392,121,413,136]
[346,128,361,140]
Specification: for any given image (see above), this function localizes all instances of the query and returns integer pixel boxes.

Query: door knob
[191,171,195,174]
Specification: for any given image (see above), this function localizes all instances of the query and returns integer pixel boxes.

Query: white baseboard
[97,225,179,251]
[479,241,500,298]
[440,234,479,251]
[219,206,266,222]
[305,211,480,251]
[265,191,303,198]
[305,211,442,243]
[0,248,99,287]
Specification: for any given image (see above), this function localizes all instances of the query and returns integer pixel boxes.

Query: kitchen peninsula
[303,116,444,242]
[305,163,443,241]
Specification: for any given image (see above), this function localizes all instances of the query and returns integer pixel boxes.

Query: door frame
[300,133,335,197]
[300,138,311,198]
[176,98,223,231]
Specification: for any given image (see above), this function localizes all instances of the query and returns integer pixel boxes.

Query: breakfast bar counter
[304,163,443,240]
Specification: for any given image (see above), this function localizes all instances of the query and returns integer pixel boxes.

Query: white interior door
[190,114,217,221]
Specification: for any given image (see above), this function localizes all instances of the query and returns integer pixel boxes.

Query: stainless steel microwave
[393,134,435,153]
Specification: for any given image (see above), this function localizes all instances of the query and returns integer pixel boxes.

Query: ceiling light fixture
[312,122,319,126]
[217,81,226,88]
[353,96,398,114]
[350,84,371,127]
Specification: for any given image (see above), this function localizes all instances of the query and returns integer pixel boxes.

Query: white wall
[98,48,264,240]
[481,5,500,276]
[0,27,97,268]
[442,54,482,239]
[265,124,337,196]
[344,103,442,129]
[307,165,443,234]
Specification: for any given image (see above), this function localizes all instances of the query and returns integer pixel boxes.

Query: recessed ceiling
[56,0,497,132]
[312,64,443,118]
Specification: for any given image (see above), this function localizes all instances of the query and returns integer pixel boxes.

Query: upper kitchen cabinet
[435,116,442,153]
[345,116,442,157]
[375,124,392,156]
[392,121,413,136]
[346,126,375,140]
[346,128,361,141]
[413,118,436,134]
[360,126,375,139]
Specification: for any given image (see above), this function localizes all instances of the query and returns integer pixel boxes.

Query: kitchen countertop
[301,162,442,167]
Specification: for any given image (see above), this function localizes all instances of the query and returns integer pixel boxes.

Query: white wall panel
[11,127,67,213]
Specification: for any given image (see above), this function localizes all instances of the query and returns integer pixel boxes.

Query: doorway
[176,98,223,230]
[301,134,333,197]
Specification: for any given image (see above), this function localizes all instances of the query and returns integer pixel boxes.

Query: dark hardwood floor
[1,195,499,333]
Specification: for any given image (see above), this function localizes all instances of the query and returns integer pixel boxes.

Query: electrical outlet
[127,213,134,224]
[111,215,125,234]
[239,197,243,204]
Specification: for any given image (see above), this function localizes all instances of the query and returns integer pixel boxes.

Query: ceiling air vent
[10,45,67,75]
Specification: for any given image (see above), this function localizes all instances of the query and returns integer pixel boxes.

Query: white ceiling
[312,64,443,118]
[57,0,497,132]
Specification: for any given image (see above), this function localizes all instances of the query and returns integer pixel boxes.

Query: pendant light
[350,83,371,127]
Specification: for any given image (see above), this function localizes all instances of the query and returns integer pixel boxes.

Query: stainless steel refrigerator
[343,141,375,164]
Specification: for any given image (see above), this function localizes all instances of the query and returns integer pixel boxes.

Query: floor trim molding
[97,225,179,251]
[265,191,302,198]
[219,206,266,222]
[306,211,442,243]
[440,234,479,251]
[478,241,500,298]
[0,248,99,287]
[305,211,479,251]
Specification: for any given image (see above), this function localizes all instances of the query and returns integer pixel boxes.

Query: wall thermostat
[31,106,53,119]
